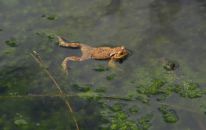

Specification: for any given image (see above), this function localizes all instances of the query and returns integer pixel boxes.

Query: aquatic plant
[158,105,178,123]
[174,82,203,98]
[5,38,18,47]
[100,105,152,130]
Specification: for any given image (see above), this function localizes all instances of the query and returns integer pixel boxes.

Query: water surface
[0,0,206,130]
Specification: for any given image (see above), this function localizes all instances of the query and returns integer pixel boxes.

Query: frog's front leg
[57,36,81,48]
[108,58,117,69]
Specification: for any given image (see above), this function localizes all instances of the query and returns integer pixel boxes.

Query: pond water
[0,0,206,130]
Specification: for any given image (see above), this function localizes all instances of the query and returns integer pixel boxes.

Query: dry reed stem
[31,51,80,130]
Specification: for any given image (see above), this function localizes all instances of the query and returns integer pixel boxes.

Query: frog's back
[91,47,113,60]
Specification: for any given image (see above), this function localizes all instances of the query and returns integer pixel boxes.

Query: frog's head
[110,46,128,60]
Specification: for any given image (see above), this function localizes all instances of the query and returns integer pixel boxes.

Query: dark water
[0,0,206,130]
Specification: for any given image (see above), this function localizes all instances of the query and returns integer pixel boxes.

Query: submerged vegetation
[1,51,205,129]
[5,38,18,47]
[158,105,178,123]
[100,104,152,130]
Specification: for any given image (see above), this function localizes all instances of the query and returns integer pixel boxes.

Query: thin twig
[31,51,80,130]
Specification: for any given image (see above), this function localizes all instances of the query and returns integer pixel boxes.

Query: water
[0,0,206,130]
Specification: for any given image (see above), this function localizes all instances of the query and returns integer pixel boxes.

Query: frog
[57,36,128,74]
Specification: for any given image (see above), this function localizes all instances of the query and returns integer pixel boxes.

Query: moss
[136,79,165,95]
[134,93,150,103]
[93,65,109,72]
[137,114,153,130]
[106,74,116,81]
[109,112,138,130]
[41,14,57,20]
[146,79,165,95]
[126,90,149,103]
[47,15,57,20]
[5,38,17,47]
[175,82,203,98]
[101,106,152,130]
[129,106,139,114]
[78,91,100,100]
[94,87,106,93]
[111,103,122,112]
[136,79,205,101]
[71,84,91,92]
[159,105,178,123]
[35,31,55,41]
[47,34,55,40]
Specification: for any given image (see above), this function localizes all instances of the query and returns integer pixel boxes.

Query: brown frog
[57,36,128,74]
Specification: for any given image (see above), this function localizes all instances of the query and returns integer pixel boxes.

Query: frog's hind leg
[62,55,89,75]
[57,36,81,48]
[62,56,81,74]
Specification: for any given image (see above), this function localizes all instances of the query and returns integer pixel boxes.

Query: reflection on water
[0,0,206,129]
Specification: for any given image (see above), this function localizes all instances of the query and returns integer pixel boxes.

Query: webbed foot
[57,36,81,48]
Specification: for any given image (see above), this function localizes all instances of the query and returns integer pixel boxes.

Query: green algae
[41,14,58,21]
[129,106,139,114]
[200,104,206,115]
[100,105,152,130]
[174,82,203,98]
[106,73,116,81]
[71,83,91,92]
[93,65,109,72]
[14,118,28,126]
[145,79,165,95]
[158,105,179,123]
[5,38,18,47]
